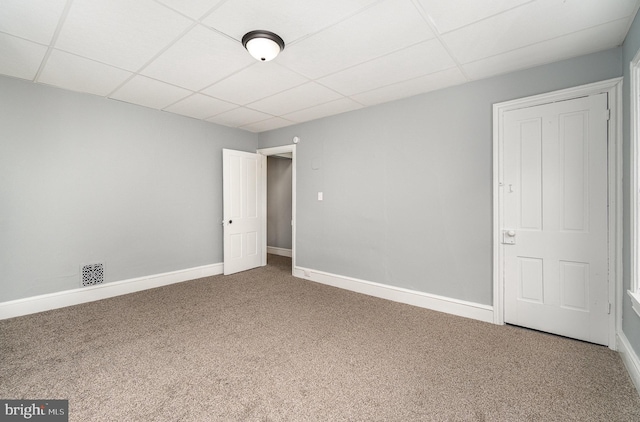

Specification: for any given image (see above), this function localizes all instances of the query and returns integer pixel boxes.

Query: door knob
[229,220,233,224]
[502,230,516,245]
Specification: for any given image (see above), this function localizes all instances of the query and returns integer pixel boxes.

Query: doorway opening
[258,145,296,274]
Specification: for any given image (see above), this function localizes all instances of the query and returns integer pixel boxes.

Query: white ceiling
[1,0,638,133]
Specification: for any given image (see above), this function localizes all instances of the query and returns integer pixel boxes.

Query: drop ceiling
[1,0,638,133]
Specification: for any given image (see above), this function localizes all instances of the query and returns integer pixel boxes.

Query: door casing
[493,78,622,350]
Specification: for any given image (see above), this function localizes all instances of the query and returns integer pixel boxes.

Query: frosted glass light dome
[242,31,285,62]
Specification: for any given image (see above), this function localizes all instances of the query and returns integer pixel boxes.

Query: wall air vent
[81,263,104,287]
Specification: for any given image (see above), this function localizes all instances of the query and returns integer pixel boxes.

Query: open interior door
[223,149,263,275]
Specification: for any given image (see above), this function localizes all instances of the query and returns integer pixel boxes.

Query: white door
[223,149,263,275]
[502,93,609,345]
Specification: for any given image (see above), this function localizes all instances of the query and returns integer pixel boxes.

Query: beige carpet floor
[1,255,639,421]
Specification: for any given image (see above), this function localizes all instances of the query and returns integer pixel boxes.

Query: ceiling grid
[0,0,638,132]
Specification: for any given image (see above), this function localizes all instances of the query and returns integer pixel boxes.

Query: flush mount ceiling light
[242,30,285,62]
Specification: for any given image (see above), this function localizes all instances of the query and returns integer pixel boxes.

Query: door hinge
[608,303,612,314]
[605,109,611,121]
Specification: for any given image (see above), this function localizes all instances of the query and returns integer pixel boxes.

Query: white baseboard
[293,266,494,323]
[0,263,223,320]
[267,246,292,257]
[618,331,640,395]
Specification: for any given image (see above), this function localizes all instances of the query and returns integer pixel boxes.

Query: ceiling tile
[0,0,67,44]
[240,117,294,133]
[415,0,531,34]
[351,67,467,106]
[443,0,639,64]
[319,39,456,96]
[247,82,342,116]
[154,0,225,20]
[2,0,638,132]
[202,62,308,105]
[463,19,631,81]
[0,33,47,80]
[164,93,236,119]
[207,107,273,127]
[277,0,435,79]
[110,75,192,110]
[55,0,192,71]
[283,98,363,123]
[38,49,132,96]
[142,25,255,91]
[201,0,377,43]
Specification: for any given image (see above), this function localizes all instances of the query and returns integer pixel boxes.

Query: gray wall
[259,48,622,306]
[622,12,640,359]
[0,76,257,302]
[267,156,292,250]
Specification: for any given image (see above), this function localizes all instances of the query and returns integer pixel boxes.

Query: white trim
[618,331,640,395]
[257,144,297,274]
[611,78,624,350]
[629,290,640,319]
[493,78,623,350]
[267,246,292,257]
[294,266,494,323]
[630,50,640,309]
[0,263,223,320]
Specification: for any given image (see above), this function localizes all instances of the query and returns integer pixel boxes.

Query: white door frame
[257,144,296,273]
[493,78,622,350]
